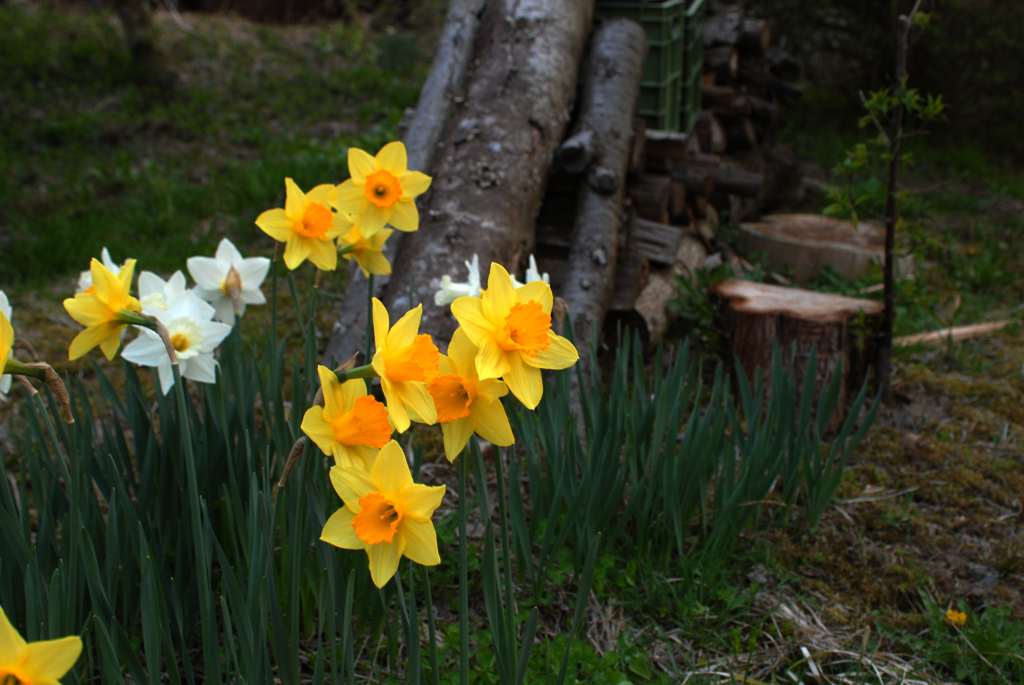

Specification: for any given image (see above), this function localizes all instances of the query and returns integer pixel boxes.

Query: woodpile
[322,0,818,379]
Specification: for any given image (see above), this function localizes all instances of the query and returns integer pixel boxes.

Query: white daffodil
[121,290,232,395]
[76,247,128,294]
[524,254,549,285]
[0,291,11,396]
[187,238,270,324]
[138,270,188,312]
[434,254,482,306]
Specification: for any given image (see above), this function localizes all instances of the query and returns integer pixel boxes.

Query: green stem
[364,274,375,393]
[337,243,355,257]
[3,359,45,380]
[334,364,379,383]
[458,449,470,685]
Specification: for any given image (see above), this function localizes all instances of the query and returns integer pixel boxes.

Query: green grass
[0,4,426,287]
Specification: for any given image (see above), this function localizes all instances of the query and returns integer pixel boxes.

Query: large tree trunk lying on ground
[322,0,486,366]
[711,279,884,415]
[561,18,648,351]
[375,0,593,349]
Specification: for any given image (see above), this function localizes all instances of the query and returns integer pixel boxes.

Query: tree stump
[710,279,884,414]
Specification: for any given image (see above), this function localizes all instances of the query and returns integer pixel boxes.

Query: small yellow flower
[427,327,514,461]
[340,222,394,277]
[0,605,83,684]
[451,263,578,409]
[331,142,432,236]
[371,299,440,433]
[0,310,12,377]
[63,258,143,360]
[255,178,350,271]
[321,440,445,588]
[301,365,393,470]
[945,608,967,629]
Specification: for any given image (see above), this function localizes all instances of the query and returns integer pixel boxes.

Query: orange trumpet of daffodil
[340,222,394,277]
[427,327,514,461]
[63,258,144,360]
[0,310,12,377]
[331,142,431,236]
[451,263,578,409]
[0,606,83,685]
[255,178,350,271]
[371,299,440,433]
[301,365,393,470]
[321,440,445,588]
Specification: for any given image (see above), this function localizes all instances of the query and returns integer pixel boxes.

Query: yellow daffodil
[0,310,12,378]
[451,263,578,409]
[0,606,83,685]
[63,258,143,361]
[255,178,350,271]
[331,142,431,236]
[340,222,393,277]
[321,440,445,588]
[301,366,393,470]
[427,327,514,461]
[371,299,440,433]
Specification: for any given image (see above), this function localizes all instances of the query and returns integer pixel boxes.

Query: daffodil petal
[330,465,379,513]
[382,379,411,433]
[397,170,432,198]
[442,418,475,463]
[349,444,378,471]
[283,234,312,270]
[0,606,27,664]
[369,440,413,500]
[387,304,422,350]
[474,377,509,404]
[522,332,579,370]
[401,482,446,524]
[482,263,516,324]
[68,322,120,361]
[446,328,477,377]
[90,258,124,308]
[505,352,543,409]
[376,141,408,172]
[332,179,365,214]
[307,238,338,272]
[514,281,553,313]
[366,537,405,588]
[355,249,392,277]
[450,297,495,345]
[475,337,510,380]
[284,178,305,218]
[400,519,440,566]
[372,299,390,353]
[306,184,336,207]
[470,397,515,446]
[301,406,336,456]
[388,199,419,232]
[397,381,437,426]
[63,293,112,326]
[349,148,378,185]
[321,507,362,549]
[359,202,389,237]
[19,635,83,680]
[255,208,293,242]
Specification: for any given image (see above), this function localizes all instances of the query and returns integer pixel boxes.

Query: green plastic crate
[681,66,702,133]
[641,34,684,86]
[638,73,683,131]
[595,0,686,45]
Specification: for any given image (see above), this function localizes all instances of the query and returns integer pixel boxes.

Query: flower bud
[223,265,243,312]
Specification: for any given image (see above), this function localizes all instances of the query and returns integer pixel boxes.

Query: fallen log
[710,278,884,415]
[645,129,701,170]
[704,7,743,47]
[374,0,594,349]
[627,174,672,223]
[629,118,647,177]
[740,18,771,53]
[704,45,739,81]
[562,17,648,346]
[323,0,486,366]
[632,218,687,266]
[702,85,737,109]
[693,111,727,154]
[740,63,802,103]
[895,321,1011,348]
[724,117,758,151]
[673,159,762,197]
